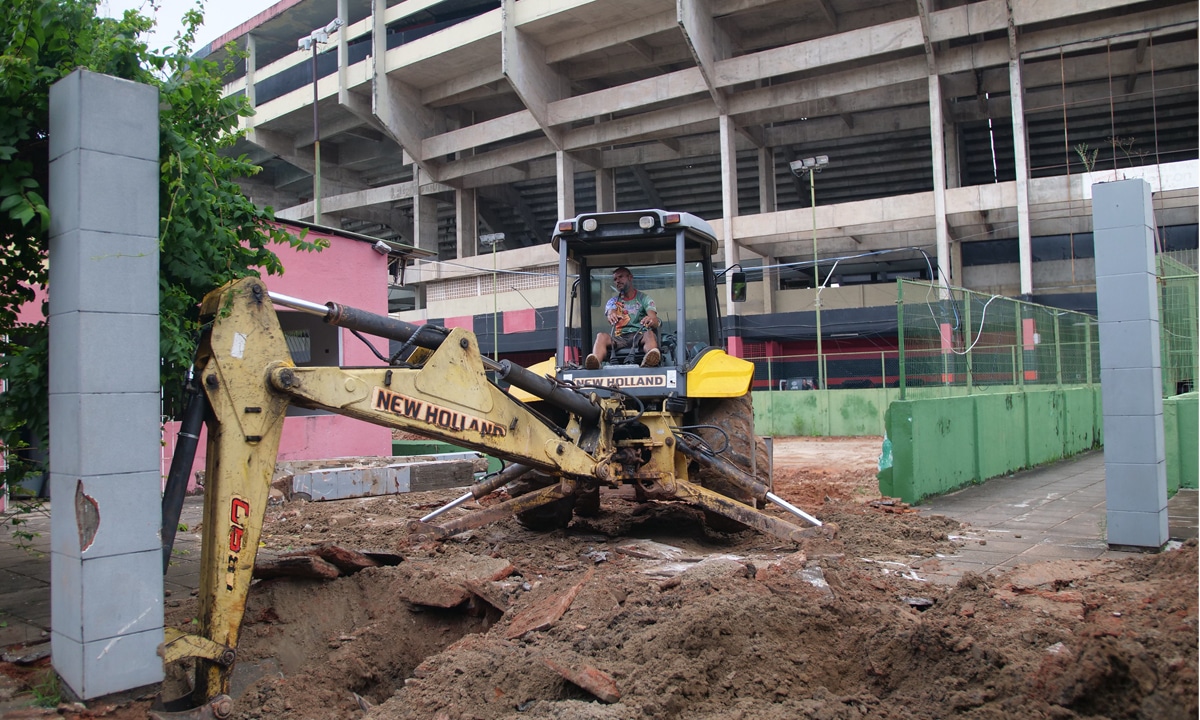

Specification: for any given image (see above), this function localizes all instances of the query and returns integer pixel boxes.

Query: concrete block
[48,229,159,316]
[49,70,158,162]
[49,311,159,394]
[1092,179,1155,232]
[1106,508,1168,548]
[1104,461,1168,514]
[1101,414,1165,465]
[49,392,161,477]
[52,552,83,643]
[80,627,165,698]
[1097,320,1161,369]
[50,472,163,560]
[50,149,158,238]
[79,549,162,642]
[51,631,84,698]
[1099,366,1164,417]
[1093,226,1156,279]
[1095,272,1159,324]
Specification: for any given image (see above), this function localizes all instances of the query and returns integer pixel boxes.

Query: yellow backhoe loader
[154,210,821,719]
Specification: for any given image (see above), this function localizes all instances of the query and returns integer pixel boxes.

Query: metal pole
[811,170,824,390]
[492,238,498,362]
[312,43,321,225]
[897,279,906,400]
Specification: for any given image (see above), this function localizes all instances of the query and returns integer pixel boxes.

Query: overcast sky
[98,0,277,52]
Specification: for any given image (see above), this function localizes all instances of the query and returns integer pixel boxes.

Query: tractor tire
[691,394,770,507]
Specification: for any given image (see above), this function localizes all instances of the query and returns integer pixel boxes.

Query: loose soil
[5,438,1198,719]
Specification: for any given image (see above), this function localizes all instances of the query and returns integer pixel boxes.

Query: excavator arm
[156,276,818,718]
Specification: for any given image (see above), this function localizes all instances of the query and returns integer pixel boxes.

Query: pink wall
[8,227,397,493]
[161,226,394,489]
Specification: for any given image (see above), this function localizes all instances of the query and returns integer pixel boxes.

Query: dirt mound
[47,437,1199,720]
[162,479,1195,720]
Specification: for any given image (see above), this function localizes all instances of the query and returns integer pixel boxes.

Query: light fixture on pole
[789,155,829,390]
[480,233,506,362]
[298,17,345,226]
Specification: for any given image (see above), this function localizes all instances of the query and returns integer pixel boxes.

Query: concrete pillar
[595,167,616,212]
[757,146,776,213]
[244,34,257,113]
[927,74,950,291]
[1007,9,1033,296]
[1094,179,1168,549]
[719,115,740,325]
[556,150,576,220]
[413,167,439,256]
[47,70,163,699]
[763,254,777,314]
[456,187,478,258]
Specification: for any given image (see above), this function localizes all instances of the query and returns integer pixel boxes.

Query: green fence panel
[1061,387,1100,455]
[1164,392,1199,491]
[974,393,1027,480]
[1025,390,1065,467]
[880,389,1101,504]
[751,389,892,437]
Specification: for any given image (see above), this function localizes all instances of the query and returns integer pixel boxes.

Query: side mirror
[731,272,747,303]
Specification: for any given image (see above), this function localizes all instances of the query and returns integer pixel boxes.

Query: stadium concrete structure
[204,0,1199,380]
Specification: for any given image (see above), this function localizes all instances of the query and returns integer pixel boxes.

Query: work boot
[641,348,661,368]
[585,354,600,370]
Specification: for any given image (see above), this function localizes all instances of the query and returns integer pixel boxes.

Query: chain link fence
[896,280,1099,399]
[1158,254,1198,397]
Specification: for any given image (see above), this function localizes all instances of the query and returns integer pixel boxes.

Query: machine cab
[552,210,750,402]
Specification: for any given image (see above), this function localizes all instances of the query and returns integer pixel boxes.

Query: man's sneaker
[585,354,600,370]
[641,348,661,367]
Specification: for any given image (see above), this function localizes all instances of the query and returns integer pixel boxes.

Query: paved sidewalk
[915,450,1197,583]
[0,496,205,651]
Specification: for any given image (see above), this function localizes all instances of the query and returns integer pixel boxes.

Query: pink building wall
[6,225,397,500]
[161,225,394,490]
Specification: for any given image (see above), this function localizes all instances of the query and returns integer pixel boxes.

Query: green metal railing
[896,280,1099,400]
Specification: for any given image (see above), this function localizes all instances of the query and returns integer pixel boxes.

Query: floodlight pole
[299,17,344,226]
[311,41,321,224]
[797,155,829,390]
[809,169,823,390]
[481,233,506,361]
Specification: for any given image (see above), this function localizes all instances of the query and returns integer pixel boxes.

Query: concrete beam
[370,0,446,175]
[502,0,567,148]
[678,0,733,113]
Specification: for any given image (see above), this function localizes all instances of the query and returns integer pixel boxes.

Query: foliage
[0,1,325,495]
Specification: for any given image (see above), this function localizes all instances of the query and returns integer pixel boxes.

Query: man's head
[612,267,635,296]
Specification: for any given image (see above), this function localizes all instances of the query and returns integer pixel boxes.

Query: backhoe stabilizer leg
[671,479,828,544]
[408,480,574,540]
[675,438,771,501]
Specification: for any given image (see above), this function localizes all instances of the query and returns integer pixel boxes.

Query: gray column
[928,74,950,290]
[719,114,740,316]
[556,150,576,220]
[595,167,616,212]
[47,70,163,698]
[456,187,478,258]
[1093,179,1168,549]
[413,167,440,256]
[757,146,776,213]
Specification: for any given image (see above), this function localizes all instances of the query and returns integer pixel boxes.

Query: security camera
[372,240,390,256]
[324,17,345,35]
